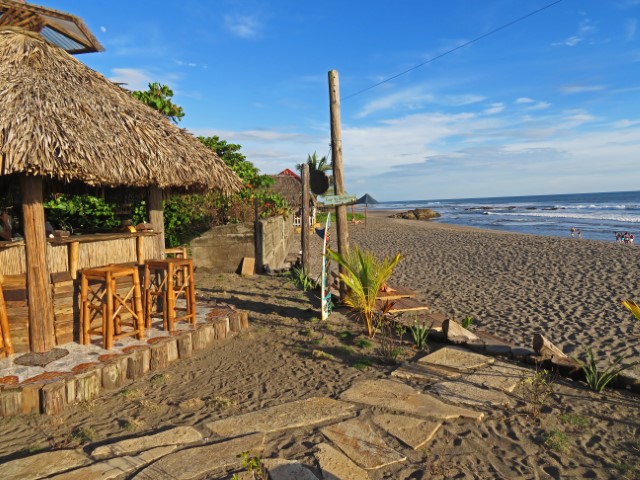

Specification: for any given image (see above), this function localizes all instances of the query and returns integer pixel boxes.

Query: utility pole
[328,70,349,299]
[301,163,310,275]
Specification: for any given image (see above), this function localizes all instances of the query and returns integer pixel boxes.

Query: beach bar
[0,1,243,357]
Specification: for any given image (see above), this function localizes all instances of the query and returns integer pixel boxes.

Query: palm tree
[297,152,331,174]
[327,247,402,338]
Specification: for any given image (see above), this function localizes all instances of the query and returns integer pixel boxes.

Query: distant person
[577,230,582,240]
[0,211,11,241]
[571,226,576,238]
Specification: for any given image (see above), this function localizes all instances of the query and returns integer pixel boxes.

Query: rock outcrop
[389,208,440,220]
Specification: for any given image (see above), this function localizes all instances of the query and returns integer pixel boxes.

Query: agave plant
[572,346,639,393]
[327,247,401,338]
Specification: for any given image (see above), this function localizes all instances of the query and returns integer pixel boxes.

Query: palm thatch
[269,174,316,208]
[0,27,243,194]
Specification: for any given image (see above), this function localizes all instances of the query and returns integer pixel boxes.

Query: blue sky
[46,0,640,201]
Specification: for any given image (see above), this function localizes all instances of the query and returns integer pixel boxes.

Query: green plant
[44,194,120,232]
[353,358,372,371]
[70,426,97,445]
[394,321,407,343]
[231,451,265,480]
[461,315,474,329]
[377,312,405,364]
[544,430,570,453]
[409,320,432,350]
[327,246,402,338]
[289,267,315,292]
[355,338,373,349]
[559,412,591,429]
[520,366,556,419]
[572,346,639,393]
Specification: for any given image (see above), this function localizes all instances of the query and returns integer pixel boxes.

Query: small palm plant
[327,247,401,338]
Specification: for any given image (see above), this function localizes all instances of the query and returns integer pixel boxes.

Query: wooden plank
[240,257,255,277]
[50,271,73,284]
[375,285,417,301]
[376,297,429,313]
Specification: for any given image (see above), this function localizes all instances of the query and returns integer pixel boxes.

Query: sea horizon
[370,189,640,243]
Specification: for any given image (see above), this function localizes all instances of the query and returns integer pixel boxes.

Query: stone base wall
[191,216,295,273]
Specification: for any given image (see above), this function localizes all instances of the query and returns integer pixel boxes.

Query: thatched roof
[0,28,243,194]
[269,174,316,208]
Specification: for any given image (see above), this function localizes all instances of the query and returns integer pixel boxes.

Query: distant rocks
[390,208,441,220]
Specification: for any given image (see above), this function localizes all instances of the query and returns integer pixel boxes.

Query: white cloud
[484,103,505,115]
[613,119,640,128]
[100,26,107,33]
[560,85,606,94]
[224,15,261,38]
[525,101,552,111]
[108,68,153,91]
[552,18,597,47]
[356,87,484,118]
[626,19,637,41]
[515,97,535,104]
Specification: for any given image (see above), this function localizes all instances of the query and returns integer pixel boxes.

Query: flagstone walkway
[3,347,527,480]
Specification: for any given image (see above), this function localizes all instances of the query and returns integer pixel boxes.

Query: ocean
[372,190,640,243]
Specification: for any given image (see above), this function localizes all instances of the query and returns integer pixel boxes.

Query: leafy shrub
[44,194,120,233]
[520,367,556,419]
[461,315,474,329]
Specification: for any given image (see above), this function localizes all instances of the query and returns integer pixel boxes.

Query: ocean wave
[495,211,640,223]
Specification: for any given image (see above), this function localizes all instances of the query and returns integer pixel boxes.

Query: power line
[343,0,565,101]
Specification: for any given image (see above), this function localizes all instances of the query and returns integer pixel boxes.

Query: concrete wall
[190,215,295,273]
[257,215,295,272]
[191,222,255,273]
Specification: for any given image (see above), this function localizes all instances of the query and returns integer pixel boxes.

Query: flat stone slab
[14,348,69,367]
[206,397,354,437]
[263,458,319,480]
[321,418,406,470]
[372,413,442,450]
[418,346,494,372]
[3,449,90,480]
[315,443,369,480]
[50,446,176,479]
[392,362,462,382]
[463,361,528,393]
[133,433,264,480]
[430,381,513,408]
[91,426,202,459]
[340,379,484,421]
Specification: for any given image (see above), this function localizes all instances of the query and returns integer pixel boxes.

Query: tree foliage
[297,152,331,174]
[131,82,185,124]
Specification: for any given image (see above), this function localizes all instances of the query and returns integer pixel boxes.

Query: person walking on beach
[571,226,575,238]
[577,229,582,240]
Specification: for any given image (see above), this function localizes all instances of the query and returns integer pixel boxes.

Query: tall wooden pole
[301,164,310,275]
[329,70,349,299]
[20,175,55,352]
[147,186,166,257]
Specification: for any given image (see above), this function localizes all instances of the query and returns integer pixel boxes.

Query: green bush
[44,194,120,232]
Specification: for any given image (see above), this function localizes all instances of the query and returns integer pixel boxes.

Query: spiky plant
[572,346,639,393]
[327,247,401,338]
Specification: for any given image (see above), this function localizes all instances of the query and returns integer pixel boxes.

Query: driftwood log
[532,334,567,360]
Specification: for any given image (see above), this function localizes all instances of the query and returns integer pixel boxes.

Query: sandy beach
[350,211,640,363]
[0,214,639,478]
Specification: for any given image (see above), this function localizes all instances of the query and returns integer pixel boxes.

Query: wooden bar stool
[81,264,144,349]
[144,258,196,332]
[0,279,14,357]
[165,246,188,258]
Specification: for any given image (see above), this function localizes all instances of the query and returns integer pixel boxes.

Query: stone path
[4,347,531,479]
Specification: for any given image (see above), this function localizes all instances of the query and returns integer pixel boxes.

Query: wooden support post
[136,235,144,265]
[148,187,165,257]
[20,175,55,352]
[328,70,349,299]
[68,241,79,280]
[301,164,310,275]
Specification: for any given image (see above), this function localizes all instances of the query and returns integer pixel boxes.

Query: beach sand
[0,215,639,478]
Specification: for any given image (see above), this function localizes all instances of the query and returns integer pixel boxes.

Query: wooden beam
[147,187,165,257]
[20,176,55,352]
[328,70,349,299]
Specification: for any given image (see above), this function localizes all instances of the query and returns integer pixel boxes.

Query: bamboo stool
[0,279,14,357]
[165,246,188,258]
[81,265,144,349]
[144,258,196,332]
